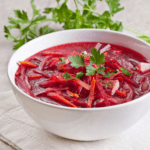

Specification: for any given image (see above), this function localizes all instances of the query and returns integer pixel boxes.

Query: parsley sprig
[4,0,54,50]
[4,0,124,50]
[68,47,106,76]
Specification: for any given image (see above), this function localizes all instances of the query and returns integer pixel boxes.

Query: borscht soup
[15,42,150,108]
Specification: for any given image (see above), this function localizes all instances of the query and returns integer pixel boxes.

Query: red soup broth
[15,42,150,108]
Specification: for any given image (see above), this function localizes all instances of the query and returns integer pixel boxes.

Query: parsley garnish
[104,69,119,78]
[76,71,85,79]
[97,65,106,74]
[90,48,105,67]
[59,58,65,64]
[85,48,106,76]
[68,54,85,68]
[86,64,97,76]
[62,72,71,79]
[105,81,112,88]
[120,67,132,76]
[99,79,103,82]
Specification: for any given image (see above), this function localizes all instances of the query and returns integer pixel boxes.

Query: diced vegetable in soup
[15,42,150,108]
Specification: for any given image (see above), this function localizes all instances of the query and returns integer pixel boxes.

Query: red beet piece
[15,76,34,97]
[75,79,91,90]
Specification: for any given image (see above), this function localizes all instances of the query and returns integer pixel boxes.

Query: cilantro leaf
[59,58,65,64]
[62,72,71,79]
[104,69,119,78]
[68,54,85,68]
[90,48,105,67]
[97,65,106,74]
[76,71,85,79]
[120,67,132,76]
[86,64,97,76]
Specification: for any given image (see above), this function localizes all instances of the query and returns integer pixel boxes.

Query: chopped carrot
[67,90,79,98]
[87,77,96,108]
[75,79,91,90]
[116,90,126,98]
[28,75,43,80]
[19,61,38,68]
[47,92,77,108]
[104,52,108,57]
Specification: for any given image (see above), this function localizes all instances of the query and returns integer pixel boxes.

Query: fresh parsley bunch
[4,0,124,50]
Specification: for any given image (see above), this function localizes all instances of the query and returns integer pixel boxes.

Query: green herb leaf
[105,81,112,88]
[31,0,40,17]
[120,67,132,76]
[76,71,85,79]
[99,79,103,82]
[86,64,97,76]
[43,8,53,14]
[68,54,85,68]
[39,25,55,36]
[59,58,65,64]
[90,48,105,67]
[104,69,119,78]
[97,65,106,74]
[62,72,71,79]
[14,10,29,21]
[13,38,26,50]
[105,0,124,16]
[4,0,125,50]
[138,35,150,44]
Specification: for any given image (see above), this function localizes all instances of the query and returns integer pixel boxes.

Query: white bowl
[8,29,150,141]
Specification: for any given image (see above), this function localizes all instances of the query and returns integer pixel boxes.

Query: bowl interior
[8,29,150,100]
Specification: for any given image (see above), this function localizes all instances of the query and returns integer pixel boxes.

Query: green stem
[29,29,38,37]
[123,26,148,36]
[76,0,100,16]
[76,0,83,6]
[74,0,79,9]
